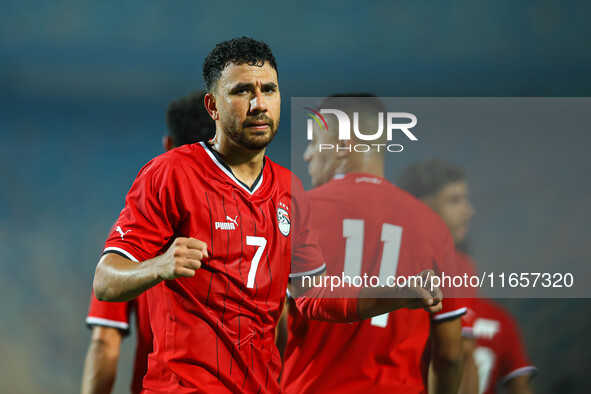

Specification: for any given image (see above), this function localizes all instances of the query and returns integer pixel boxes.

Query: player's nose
[250,90,268,113]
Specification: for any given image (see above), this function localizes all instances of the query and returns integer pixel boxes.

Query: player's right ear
[204,93,219,120]
[336,139,351,159]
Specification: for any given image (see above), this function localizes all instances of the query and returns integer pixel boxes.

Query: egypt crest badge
[277,202,291,237]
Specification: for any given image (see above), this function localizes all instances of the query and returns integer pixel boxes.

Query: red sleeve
[103,155,182,262]
[289,175,326,278]
[86,290,131,332]
[497,312,536,383]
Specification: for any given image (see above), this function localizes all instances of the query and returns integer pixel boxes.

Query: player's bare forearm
[357,269,443,319]
[94,237,208,302]
[432,359,462,394]
[81,326,122,394]
[356,291,409,319]
[431,319,463,394]
[290,270,443,322]
[506,375,534,394]
[93,253,161,302]
[458,337,479,394]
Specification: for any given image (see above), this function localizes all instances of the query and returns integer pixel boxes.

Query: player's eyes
[449,196,461,204]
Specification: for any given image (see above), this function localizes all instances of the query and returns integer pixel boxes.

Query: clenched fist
[155,237,209,280]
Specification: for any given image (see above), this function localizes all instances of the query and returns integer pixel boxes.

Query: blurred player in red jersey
[398,159,536,393]
[280,95,466,394]
[463,299,536,394]
[92,38,442,393]
[81,90,216,394]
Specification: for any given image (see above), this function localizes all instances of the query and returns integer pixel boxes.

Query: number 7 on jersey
[246,236,267,288]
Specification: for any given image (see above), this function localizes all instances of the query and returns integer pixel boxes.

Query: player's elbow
[433,347,463,370]
[93,263,114,302]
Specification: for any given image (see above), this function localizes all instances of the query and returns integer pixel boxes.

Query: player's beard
[222,114,278,151]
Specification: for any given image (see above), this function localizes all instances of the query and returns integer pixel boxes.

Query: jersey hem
[85,316,130,331]
[431,307,467,322]
[501,366,537,384]
[103,247,139,262]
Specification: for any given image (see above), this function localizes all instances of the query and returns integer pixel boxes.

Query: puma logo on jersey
[226,215,239,226]
[215,216,238,230]
[116,226,131,240]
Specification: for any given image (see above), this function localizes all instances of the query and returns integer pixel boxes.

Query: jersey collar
[200,141,265,195]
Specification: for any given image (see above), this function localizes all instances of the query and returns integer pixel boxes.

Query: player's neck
[209,137,266,188]
[339,157,385,179]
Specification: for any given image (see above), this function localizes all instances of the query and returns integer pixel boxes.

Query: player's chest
[179,186,293,265]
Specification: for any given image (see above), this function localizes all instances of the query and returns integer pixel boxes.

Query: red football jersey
[462,298,535,394]
[103,142,325,393]
[281,173,467,393]
[86,292,152,394]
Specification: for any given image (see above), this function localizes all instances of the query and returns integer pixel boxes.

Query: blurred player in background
[81,90,216,394]
[280,95,467,393]
[397,159,536,394]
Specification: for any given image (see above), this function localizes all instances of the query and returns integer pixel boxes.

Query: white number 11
[343,219,403,327]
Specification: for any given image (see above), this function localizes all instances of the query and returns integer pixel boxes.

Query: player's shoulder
[388,181,450,230]
[265,156,291,178]
[476,298,517,323]
[152,142,204,166]
[137,143,205,180]
[264,156,304,190]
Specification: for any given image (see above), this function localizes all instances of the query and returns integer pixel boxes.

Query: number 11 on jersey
[343,219,403,327]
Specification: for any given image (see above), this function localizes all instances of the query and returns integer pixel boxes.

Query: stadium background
[1,1,590,392]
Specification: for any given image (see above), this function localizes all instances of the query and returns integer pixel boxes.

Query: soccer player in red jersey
[280,95,467,393]
[398,159,535,393]
[81,90,216,394]
[462,298,536,394]
[92,38,442,393]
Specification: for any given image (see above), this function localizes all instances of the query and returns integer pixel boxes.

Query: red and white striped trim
[103,247,139,262]
[432,307,467,321]
[86,316,129,331]
[501,366,537,384]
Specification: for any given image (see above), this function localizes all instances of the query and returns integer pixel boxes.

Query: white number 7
[246,236,267,288]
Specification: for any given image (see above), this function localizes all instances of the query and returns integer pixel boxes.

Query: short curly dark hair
[166,90,216,147]
[396,159,466,199]
[203,37,278,92]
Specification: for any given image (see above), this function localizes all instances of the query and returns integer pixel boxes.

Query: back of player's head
[318,93,386,120]
[318,93,388,148]
[397,159,466,199]
[166,90,216,147]
[203,37,278,93]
